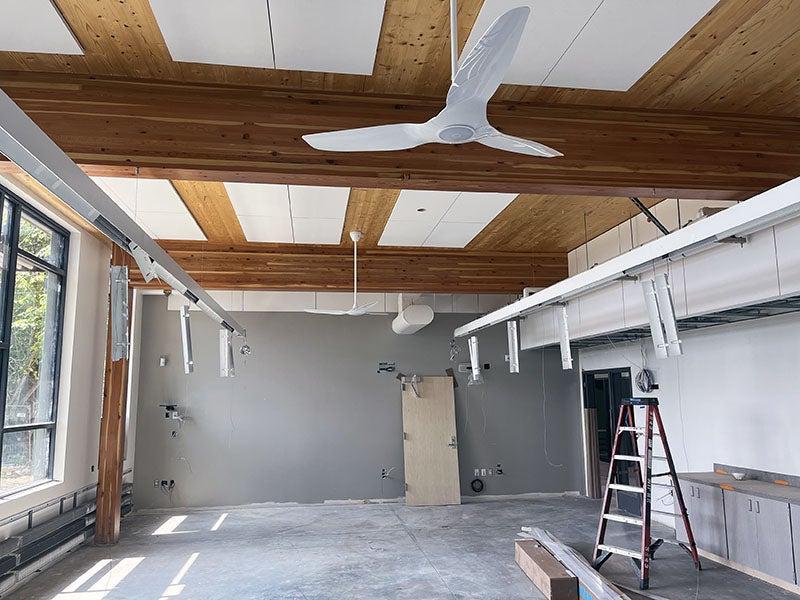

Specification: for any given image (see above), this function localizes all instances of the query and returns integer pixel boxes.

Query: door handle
[689,486,695,498]
[696,487,700,500]
[755,500,760,514]
[747,499,753,512]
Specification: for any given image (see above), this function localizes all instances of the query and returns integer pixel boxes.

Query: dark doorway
[582,368,640,515]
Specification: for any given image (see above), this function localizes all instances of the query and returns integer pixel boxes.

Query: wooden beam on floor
[2,72,800,199]
[95,245,131,546]
[127,241,567,293]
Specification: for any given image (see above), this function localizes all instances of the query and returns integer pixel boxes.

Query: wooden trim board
[515,540,578,599]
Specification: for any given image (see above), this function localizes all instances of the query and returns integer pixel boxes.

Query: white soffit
[92,177,205,240]
[150,0,274,68]
[0,0,83,54]
[269,0,386,74]
[379,190,516,248]
[224,182,349,244]
[463,0,717,91]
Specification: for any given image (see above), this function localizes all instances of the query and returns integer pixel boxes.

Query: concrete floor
[8,496,796,600]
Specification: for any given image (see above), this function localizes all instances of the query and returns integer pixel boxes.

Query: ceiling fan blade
[346,301,379,316]
[477,131,562,158]
[304,309,349,316]
[302,123,431,152]
[446,6,530,108]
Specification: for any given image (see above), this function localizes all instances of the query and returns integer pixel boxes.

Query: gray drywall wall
[133,297,583,508]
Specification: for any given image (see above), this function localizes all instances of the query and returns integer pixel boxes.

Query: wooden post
[95,245,131,545]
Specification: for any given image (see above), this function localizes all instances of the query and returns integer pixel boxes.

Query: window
[0,186,68,495]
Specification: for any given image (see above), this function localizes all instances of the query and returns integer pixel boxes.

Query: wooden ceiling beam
[2,72,800,199]
[171,180,246,243]
[340,188,399,246]
[128,241,566,293]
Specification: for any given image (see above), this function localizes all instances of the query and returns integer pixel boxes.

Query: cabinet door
[724,491,759,570]
[692,483,728,558]
[754,497,795,583]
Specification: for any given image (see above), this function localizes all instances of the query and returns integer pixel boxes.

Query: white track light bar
[642,279,668,359]
[0,88,245,337]
[506,320,520,374]
[219,329,235,378]
[468,335,483,385]
[654,273,682,356]
[454,175,800,339]
[179,305,194,374]
[556,305,573,370]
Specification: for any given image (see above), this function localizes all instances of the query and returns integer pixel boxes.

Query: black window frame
[0,184,69,497]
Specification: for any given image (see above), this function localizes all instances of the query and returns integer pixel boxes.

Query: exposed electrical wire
[541,352,563,468]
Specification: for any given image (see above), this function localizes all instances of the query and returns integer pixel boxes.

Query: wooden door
[402,376,461,506]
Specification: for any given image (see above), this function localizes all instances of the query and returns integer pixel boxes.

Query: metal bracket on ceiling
[629,197,671,236]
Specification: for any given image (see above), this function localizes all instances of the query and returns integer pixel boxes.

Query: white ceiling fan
[305,231,378,316]
[302,3,561,158]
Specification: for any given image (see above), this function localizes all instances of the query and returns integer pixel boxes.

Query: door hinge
[404,482,409,492]
[448,435,457,449]
[403,431,409,441]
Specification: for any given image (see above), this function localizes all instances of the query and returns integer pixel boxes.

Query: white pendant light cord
[450,0,458,82]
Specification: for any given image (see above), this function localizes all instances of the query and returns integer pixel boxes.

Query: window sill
[0,479,60,502]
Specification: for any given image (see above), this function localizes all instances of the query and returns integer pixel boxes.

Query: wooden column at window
[95,245,131,545]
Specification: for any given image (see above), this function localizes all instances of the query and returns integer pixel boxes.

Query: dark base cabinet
[675,481,728,558]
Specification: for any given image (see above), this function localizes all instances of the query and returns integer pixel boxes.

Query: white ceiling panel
[150,0,274,68]
[424,222,484,248]
[237,215,294,243]
[462,0,602,86]
[378,220,430,247]
[293,218,344,245]
[140,213,205,241]
[269,0,386,74]
[288,186,349,219]
[389,190,461,223]
[442,192,517,223]
[224,183,290,218]
[92,176,205,240]
[0,0,83,55]
[93,177,185,213]
[463,0,715,91]
[544,1,718,91]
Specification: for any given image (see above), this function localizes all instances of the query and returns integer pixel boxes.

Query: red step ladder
[592,397,701,590]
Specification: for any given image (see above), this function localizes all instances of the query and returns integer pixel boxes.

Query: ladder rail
[653,404,701,569]
[592,404,629,563]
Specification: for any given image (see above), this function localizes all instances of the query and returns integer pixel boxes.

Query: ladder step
[618,427,660,436]
[652,482,673,487]
[652,509,682,517]
[603,513,644,526]
[609,483,645,493]
[652,456,668,460]
[597,544,642,559]
[613,455,644,463]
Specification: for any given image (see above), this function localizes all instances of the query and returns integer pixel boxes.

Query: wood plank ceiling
[1,0,797,117]
[1,0,799,293]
